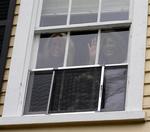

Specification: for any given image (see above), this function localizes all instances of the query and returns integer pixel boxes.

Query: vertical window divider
[129,0,133,21]
[46,70,55,114]
[35,0,44,27]
[95,30,101,64]
[64,32,70,66]
[30,35,40,69]
[97,66,105,111]
[97,0,102,22]
[67,0,72,25]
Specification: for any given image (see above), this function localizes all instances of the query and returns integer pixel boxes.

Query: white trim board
[0,111,145,126]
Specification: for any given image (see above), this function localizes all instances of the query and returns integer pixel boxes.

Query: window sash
[39,0,131,27]
[24,64,128,114]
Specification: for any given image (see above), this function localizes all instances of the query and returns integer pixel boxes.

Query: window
[1,0,147,123]
[23,0,131,115]
[0,0,16,90]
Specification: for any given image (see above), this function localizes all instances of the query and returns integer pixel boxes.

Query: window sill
[0,111,145,126]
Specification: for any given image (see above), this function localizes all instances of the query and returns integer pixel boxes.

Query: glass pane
[100,0,129,22]
[67,31,98,66]
[24,71,53,114]
[36,33,67,68]
[99,29,129,65]
[40,0,69,26]
[101,66,127,112]
[49,67,101,113]
[70,0,99,24]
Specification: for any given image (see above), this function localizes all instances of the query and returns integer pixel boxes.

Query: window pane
[100,0,129,22]
[40,0,69,26]
[24,71,53,114]
[36,33,67,68]
[101,66,127,112]
[99,29,129,65]
[67,31,98,66]
[49,67,101,113]
[70,0,99,24]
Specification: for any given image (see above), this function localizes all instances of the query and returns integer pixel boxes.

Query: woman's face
[103,37,116,56]
[49,36,66,57]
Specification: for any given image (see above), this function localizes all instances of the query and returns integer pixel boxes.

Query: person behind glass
[99,33,127,65]
[36,33,68,68]
[48,33,66,67]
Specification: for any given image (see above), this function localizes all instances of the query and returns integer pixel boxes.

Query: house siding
[144,0,150,121]
[0,0,20,116]
[1,0,150,131]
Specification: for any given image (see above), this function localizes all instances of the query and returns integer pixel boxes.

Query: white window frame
[0,0,148,125]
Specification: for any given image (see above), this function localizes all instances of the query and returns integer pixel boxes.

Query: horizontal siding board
[7,47,13,58]
[0,94,5,104]
[145,60,150,72]
[13,15,18,26]
[144,84,150,96]
[1,81,7,92]
[3,69,9,81]
[143,96,150,109]
[145,48,150,59]
[15,4,19,15]
[11,26,16,36]
[145,72,150,84]
[5,58,11,69]
[16,0,20,5]
[147,38,150,46]
[0,105,3,115]
[9,36,15,47]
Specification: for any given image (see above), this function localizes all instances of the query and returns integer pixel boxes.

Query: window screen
[24,71,53,114]
[49,67,101,113]
[101,66,127,112]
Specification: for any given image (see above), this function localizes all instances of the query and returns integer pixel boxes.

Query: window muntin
[24,0,130,115]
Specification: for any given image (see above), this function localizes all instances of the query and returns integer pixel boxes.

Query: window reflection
[40,0,69,27]
[67,31,98,66]
[36,33,67,68]
[99,29,129,65]
[100,0,129,22]
[70,0,99,24]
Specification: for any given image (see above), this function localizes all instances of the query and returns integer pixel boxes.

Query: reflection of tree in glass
[99,31,128,65]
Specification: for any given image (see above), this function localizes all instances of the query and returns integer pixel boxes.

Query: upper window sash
[36,0,131,28]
